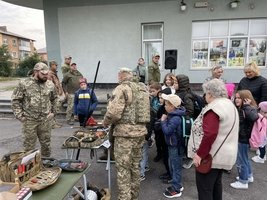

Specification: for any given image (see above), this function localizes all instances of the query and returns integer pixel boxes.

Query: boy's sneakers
[140,175,145,181]
[166,186,184,192]
[163,186,182,198]
[182,159,194,169]
[230,181,248,189]
[251,155,265,163]
[145,166,150,172]
[236,176,254,183]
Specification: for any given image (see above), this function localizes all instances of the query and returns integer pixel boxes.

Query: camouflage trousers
[22,118,52,157]
[51,97,62,126]
[66,94,74,122]
[114,136,145,200]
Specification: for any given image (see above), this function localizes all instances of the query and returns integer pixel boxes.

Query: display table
[64,145,111,190]
[32,165,90,200]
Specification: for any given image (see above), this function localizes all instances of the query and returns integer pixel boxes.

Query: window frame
[191,19,267,69]
[141,22,164,69]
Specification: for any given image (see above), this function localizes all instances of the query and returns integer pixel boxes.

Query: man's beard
[37,74,48,83]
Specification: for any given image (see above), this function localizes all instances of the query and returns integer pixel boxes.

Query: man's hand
[47,113,54,120]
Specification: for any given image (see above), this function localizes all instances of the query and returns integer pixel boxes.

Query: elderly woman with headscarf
[237,62,267,105]
[187,79,239,200]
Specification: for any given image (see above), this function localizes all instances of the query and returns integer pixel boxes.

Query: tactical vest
[118,81,150,124]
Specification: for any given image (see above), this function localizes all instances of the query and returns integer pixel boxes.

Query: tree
[15,53,41,77]
[0,45,12,77]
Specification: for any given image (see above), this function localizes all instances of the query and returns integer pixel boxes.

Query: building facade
[0,26,35,67]
[4,0,267,83]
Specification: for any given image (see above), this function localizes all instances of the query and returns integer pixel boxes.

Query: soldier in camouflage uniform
[62,63,83,125]
[11,62,58,157]
[148,54,161,84]
[48,60,64,128]
[103,68,147,200]
[61,55,72,76]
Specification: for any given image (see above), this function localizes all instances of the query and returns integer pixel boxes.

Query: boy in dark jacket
[161,94,186,198]
[74,78,98,127]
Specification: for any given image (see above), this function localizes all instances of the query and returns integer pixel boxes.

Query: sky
[0,0,46,50]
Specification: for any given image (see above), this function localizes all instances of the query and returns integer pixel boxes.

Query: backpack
[181,116,194,146]
[191,92,205,119]
[249,113,267,149]
[126,82,150,123]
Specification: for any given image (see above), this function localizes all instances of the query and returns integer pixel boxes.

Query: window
[20,40,30,47]
[12,39,17,47]
[3,38,8,45]
[12,52,17,58]
[142,23,163,68]
[192,19,267,68]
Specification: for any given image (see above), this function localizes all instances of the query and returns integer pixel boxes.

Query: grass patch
[0,77,20,82]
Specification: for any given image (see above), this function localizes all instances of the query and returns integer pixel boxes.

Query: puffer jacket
[161,107,186,146]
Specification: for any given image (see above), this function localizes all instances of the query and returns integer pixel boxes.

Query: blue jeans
[140,141,149,176]
[168,146,183,192]
[236,143,253,184]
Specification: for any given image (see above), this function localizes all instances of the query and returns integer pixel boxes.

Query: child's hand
[243,98,251,105]
[161,114,167,121]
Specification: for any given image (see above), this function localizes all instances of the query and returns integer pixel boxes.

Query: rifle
[76,61,100,160]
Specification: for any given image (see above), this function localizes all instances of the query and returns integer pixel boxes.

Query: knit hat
[259,102,267,112]
[79,78,87,85]
[162,94,181,108]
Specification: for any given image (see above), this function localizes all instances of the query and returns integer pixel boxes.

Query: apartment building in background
[0,26,35,67]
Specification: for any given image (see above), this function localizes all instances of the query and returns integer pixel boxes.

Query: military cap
[33,62,49,74]
[64,55,72,59]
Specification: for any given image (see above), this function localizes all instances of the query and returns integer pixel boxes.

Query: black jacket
[238,104,259,144]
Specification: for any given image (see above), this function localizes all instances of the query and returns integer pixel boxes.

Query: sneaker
[236,176,254,183]
[166,186,184,192]
[140,175,145,181]
[163,187,182,198]
[145,166,150,172]
[230,181,248,189]
[159,173,171,180]
[182,159,194,169]
[251,155,265,164]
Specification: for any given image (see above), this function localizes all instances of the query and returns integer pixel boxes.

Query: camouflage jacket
[103,80,146,137]
[11,77,58,121]
[48,70,64,95]
[61,63,70,76]
[148,62,160,83]
[62,70,83,94]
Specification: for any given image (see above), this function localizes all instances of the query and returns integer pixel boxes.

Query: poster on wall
[228,38,247,66]
[209,39,227,67]
[249,38,266,66]
[192,40,208,68]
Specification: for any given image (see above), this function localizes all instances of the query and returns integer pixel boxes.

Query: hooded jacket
[176,74,194,118]
[161,107,186,146]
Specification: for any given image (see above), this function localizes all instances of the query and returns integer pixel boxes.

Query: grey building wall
[43,0,267,83]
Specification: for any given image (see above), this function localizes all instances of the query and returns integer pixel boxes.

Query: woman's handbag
[196,154,212,174]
